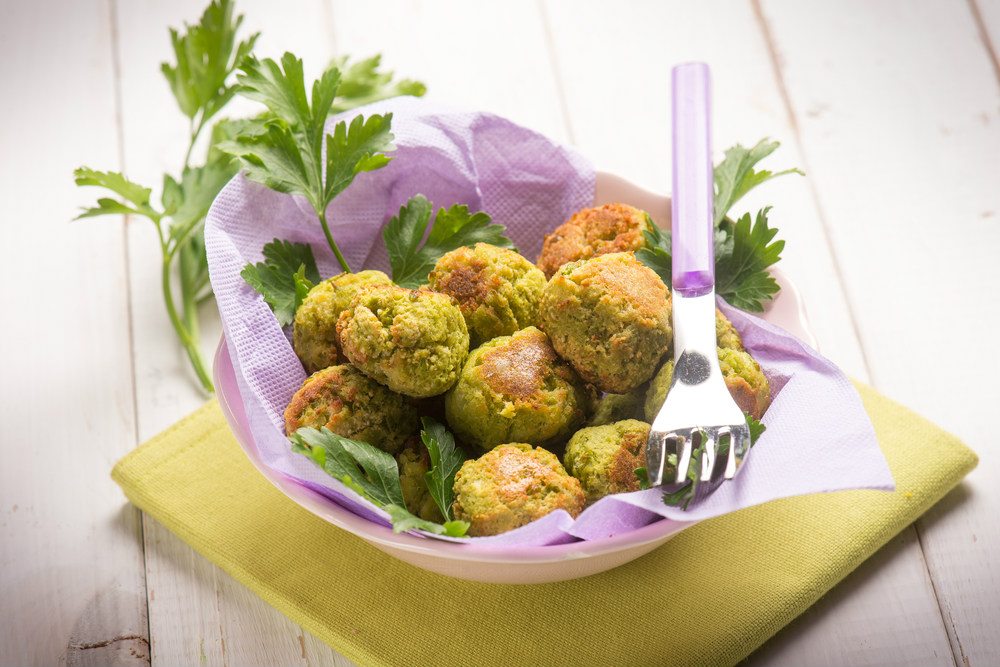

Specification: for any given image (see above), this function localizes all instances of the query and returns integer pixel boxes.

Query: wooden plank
[111,0,345,664]
[758,0,1000,665]
[0,0,148,665]
[328,0,569,145]
[543,1,955,665]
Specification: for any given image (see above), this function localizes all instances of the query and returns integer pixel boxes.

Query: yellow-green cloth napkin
[112,382,977,667]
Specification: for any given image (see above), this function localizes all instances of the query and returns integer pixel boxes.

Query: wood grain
[0,0,148,664]
[758,1,999,664]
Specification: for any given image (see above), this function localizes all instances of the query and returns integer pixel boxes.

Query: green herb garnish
[420,417,467,522]
[714,208,784,311]
[220,53,396,274]
[637,138,801,313]
[383,194,516,288]
[328,55,427,113]
[73,0,255,394]
[239,239,321,326]
[290,420,470,537]
[713,139,802,227]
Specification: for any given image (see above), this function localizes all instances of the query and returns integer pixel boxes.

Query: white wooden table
[2,1,998,665]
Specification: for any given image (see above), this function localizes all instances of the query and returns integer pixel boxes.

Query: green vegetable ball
[444,326,592,451]
[452,443,585,536]
[540,252,672,394]
[292,270,393,373]
[644,347,772,422]
[283,364,418,454]
[563,419,649,505]
[427,243,546,348]
[715,308,745,353]
[336,284,469,398]
[536,203,656,279]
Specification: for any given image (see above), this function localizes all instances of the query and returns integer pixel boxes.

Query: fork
[645,62,751,489]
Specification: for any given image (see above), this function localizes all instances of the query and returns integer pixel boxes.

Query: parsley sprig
[74,0,255,393]
[290,419,470,537]
[219,53,396,273]
[73,0,425,393]
[637,138,802,312]
[419,417,466,522]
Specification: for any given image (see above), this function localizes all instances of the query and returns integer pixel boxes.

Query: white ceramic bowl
[213,171,815,585]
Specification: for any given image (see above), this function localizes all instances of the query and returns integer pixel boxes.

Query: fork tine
[723,427,738,479]
[725,424,751,479]
[674,430,693,485]
[699,430,716,482]
[711,427,731,482]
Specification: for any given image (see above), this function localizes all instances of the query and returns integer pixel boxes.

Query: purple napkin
[205,96,893,546]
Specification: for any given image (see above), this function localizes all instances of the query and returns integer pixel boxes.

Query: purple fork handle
[671,62,715,295]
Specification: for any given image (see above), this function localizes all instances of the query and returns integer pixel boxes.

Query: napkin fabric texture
[111,382,977,667]
[204,96,894,543]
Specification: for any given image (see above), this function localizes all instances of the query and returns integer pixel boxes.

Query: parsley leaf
[635,467,650,490]
[164,158,240,239]
[73,169,161,222]
[384,505,470,537]
[161,0,259,160]
[714,209,784,312]
[713,139,803,227]
[746,412,767,444]
[290,427,404,506]
[635,221,672,283]
[420,417,467,522]
[220,53,396,273]
[290,426,470,537]
[329,54,427,113]
[383,194,516,288]
[240,239,320,325]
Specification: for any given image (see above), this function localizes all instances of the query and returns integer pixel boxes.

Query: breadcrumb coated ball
[283,364,418,454]
[536,203,655,279]
[427,243,546,348]
[336,284,469,398]
[292,270,393,374]
[715,308,745,353]
[563,419,649,505]
[644,347,772,422]
[539,252,672,394]
[444,326,592,451]
[452,443,585,536]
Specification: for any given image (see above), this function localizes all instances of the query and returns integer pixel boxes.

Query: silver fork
[645,62,750,489]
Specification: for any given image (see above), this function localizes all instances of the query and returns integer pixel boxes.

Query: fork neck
[671,289,720,365]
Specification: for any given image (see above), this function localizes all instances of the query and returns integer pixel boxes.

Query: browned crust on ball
[478,327,560,400]
[605,427,648,493]
[537,203,652,278]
